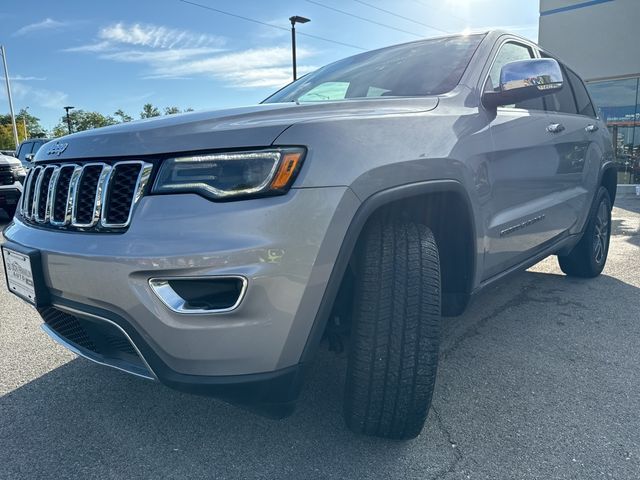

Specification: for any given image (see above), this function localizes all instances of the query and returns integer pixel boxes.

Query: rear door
[543,63,602,234]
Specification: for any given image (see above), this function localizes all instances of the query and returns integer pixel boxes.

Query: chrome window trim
[100,160,153,229]
[148,275,249,315]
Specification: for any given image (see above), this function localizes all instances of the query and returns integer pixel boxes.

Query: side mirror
[25,153,35,162]
[482,58,563,109]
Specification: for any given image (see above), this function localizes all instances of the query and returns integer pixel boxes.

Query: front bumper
[3,187,359,388]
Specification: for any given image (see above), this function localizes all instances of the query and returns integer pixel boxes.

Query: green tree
[114,109,133,123]
[140,103,161,119]
[52,110,118,137]
[164,106,181,115]
[0,110,46,148]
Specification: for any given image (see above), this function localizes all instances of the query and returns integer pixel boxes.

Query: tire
[558,186,612,278]
[344,219,441,440]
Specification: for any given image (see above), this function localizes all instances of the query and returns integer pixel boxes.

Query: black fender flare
[300,179,477,362]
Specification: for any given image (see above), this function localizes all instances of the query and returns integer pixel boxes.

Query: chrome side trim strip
[148,276,249,315]
[48,303,157,381]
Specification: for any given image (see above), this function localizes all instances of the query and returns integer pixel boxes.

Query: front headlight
[152,148,305,201]
[10,165,26,176]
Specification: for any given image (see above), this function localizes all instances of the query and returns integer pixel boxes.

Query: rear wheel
[558,186,612,278]
[344,219,441,440]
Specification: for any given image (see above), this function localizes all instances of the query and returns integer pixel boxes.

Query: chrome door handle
[585,124,599,133]
[547,123,565,133]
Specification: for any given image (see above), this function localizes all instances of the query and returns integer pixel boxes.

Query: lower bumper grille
[39,307,154,379]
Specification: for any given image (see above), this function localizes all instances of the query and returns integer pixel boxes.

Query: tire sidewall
[586,188,612,274]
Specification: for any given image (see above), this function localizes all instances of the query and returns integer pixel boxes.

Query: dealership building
[539,0,640,185]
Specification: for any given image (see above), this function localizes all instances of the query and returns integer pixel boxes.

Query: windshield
[264,34,485,104]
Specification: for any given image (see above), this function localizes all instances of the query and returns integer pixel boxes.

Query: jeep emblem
[47,142,68,156]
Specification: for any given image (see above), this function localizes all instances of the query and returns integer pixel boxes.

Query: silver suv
[2,32,615,439]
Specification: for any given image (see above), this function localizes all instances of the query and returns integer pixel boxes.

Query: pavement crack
[430,406,463,480]
[441,280,540,360]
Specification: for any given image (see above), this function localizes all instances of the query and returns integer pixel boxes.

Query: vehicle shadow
[2,266,640,479]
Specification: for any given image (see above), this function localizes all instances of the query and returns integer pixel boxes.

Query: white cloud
[1,75,46,81]
[98,22,225,50]
[14,18,68,36]
[12,82,69,110]
[66,22,316,89]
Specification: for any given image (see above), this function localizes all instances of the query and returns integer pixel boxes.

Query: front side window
[264,34,485,103]
[16,142,33,162]
[485,41,544,110]
[543,65,578,115]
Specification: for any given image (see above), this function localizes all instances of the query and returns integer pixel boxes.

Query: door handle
[546,123,565,133]
[585,124,599,133]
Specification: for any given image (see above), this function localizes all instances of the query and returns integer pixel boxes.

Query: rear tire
[344,219,441,440]
[558,186,612,278]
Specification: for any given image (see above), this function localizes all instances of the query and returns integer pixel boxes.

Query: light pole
[289,15,310,81]
[22,106,29,140]
[0,45,19,150]
[64,106,75,135]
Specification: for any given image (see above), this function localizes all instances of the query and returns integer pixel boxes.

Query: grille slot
[73,164,104,226]
[23,167,42,219]
[104,162,143,226]
[20,160,152,232]
[35,166,55,222]
[51,165,77,224]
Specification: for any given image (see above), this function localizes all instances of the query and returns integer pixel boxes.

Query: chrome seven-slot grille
[20,161,153,231]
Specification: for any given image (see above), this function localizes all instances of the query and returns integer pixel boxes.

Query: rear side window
[566,69,596,117]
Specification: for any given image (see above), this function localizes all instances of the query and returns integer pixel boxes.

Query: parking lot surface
[1,199,639,480]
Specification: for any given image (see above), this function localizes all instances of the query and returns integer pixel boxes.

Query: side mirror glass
[25,153,35,162]
[483,58,563,109]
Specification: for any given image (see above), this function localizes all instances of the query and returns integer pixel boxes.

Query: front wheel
[344,219,441,440]
[558,186,612,278]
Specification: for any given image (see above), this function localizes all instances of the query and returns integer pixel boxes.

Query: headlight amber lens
[152,148,305,200]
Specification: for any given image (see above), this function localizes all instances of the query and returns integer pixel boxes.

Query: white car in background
[0,153,26,218]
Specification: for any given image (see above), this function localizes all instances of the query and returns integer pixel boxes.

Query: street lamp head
[64,106,75,111]
[289,15,310,26]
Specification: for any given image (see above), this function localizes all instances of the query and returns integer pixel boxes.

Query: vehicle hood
[0,154,21,167]
[34,98,438,162]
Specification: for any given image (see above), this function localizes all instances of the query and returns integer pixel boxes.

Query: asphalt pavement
[1,199,639,480]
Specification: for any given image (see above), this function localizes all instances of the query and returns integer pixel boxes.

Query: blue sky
[0,0,539,130]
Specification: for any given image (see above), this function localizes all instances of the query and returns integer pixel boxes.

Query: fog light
[149,276,247,314]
